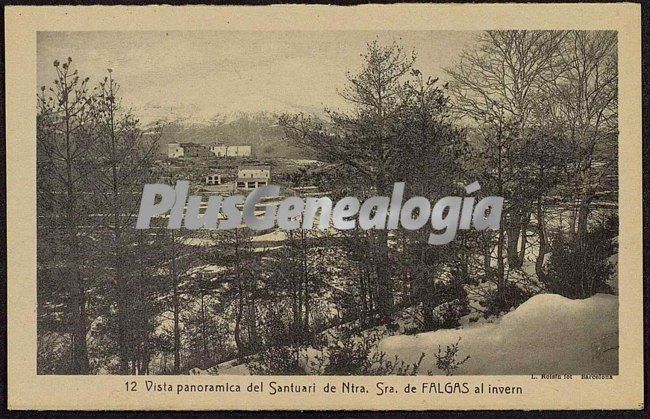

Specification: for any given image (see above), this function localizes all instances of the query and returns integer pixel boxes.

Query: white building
[236,165,270,189]
[209,144,252,157]
[205,174,223,185]
[168,142,212,158]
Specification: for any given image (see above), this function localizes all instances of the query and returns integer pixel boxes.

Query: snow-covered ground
[201,293,617,376]
[379,293,618,375]
[183,228,619,376]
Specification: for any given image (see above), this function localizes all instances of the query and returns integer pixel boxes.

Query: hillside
[194,292,618,376]
[155,112,311,159]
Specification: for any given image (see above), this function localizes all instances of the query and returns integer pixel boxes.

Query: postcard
[5,3,643,410]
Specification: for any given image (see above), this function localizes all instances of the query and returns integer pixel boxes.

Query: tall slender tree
[92,69,159,374]
[37,58,96,373]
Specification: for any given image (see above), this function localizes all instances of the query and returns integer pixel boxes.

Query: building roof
[239,165,271,171]
[237,177,269,182]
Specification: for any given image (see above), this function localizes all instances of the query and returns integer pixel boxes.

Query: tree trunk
[497,227,506,295]
[62,79,89,375]
[518,213,531,266]
[483,236,492,278]
[233,230,245,359]
[234,293,244,358]
[506,226,521,268]
[534,199,549,283]
[137,231,150,375]
[301,229,310,337]
[108,99,130,375]
[170,231,181,374]
[116,243,130,374]
[358,263,368,326]
[374,229,392,321]
[248,287,259,351]
[200,291,209,364]
[70,258,90,374]
[576,197,590,242]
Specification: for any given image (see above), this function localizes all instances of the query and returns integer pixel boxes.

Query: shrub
[484,281,536,318]
[432,337,470,376]
[421,283,470,331]
[432,298,470,329]
[543,216,617,299]
[247,346,306,375]
[312,330,425,376]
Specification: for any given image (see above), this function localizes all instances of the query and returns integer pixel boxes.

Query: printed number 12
[125,381,137,391]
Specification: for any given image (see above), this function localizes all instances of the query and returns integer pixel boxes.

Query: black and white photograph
[35,28,621,378]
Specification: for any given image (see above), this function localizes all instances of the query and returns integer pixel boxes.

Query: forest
[37,30,618,375]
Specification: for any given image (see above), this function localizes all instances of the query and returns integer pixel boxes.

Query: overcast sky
[38,31,477,123]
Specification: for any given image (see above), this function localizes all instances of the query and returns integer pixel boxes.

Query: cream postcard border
[5,4,643,410]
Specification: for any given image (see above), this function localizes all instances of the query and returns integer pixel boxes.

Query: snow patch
[179,237,217,247]
[252,230,287,242]
[379,293,618,375]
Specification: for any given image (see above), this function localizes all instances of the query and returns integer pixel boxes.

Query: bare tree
[446,31,567,287]
[541,31,618,241]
